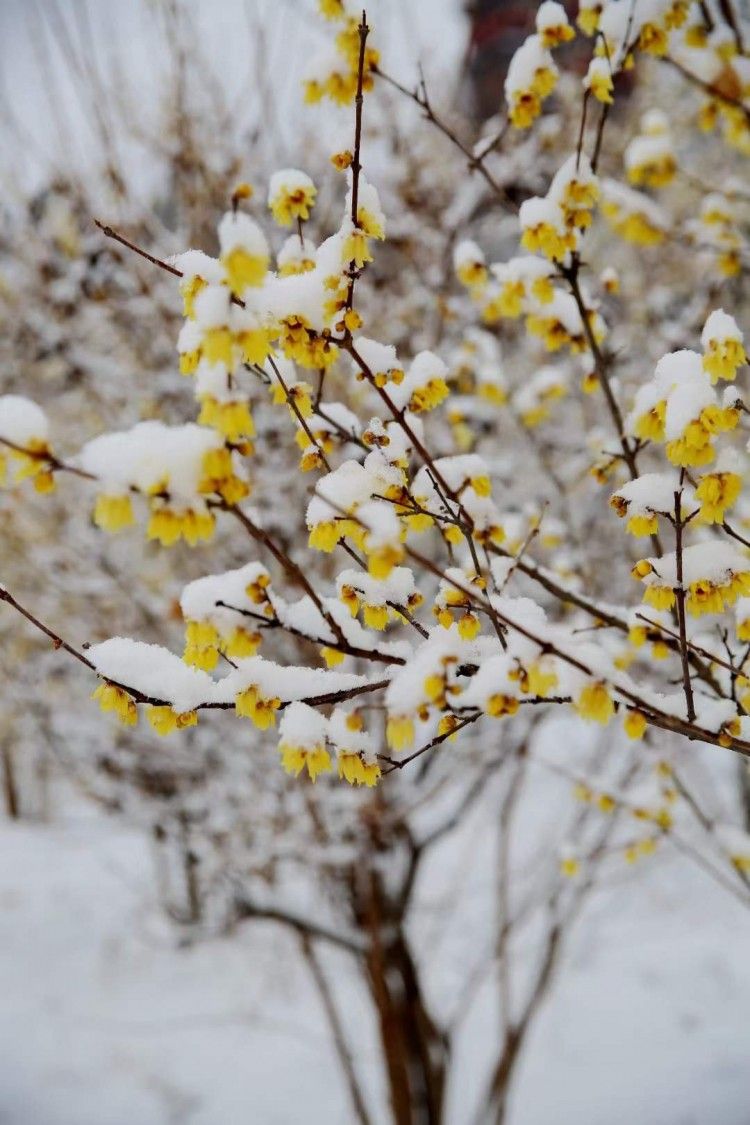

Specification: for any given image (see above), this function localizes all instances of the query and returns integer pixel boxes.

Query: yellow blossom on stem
[235,684,281,730]
[643,585,676,612]
[93,494,135,533]
[560,855,580,878]
[148,706,198,736]
[279,742,332,781]
[703,339,746,383]
[92,683,137,726]
[624,710,648,740]
[223,628,261,659]
[221,248,268,294]
[184,619,221,671]
[387,715,415,752]
[363,604,389,631]
[575,682,614,724]
[695,471,742,524]
[626,513,658,538]
[338,752,381,787]
[268,171,317,227]
[486,693,519,718]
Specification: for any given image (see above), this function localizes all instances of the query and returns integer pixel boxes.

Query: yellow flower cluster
[279,738,332,781]
[665,403,737,469]
[304,5,379,106]
[5,440,56,494]
[93,494,135,533]
[92,682,137,726]
[147,506,215,548]
[235,683,282,730]
[574,681,614,724]
[148,706,198,736]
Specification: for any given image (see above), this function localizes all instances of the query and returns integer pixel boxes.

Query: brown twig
[373,64,517,212]
[673,484,696,721]
[94,219,247,307]
[663,56,750,125]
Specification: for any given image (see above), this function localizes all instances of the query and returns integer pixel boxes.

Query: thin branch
[226,505,349,649]
[345,12,369,314]
[380,714,481,772]
[234,898,366,956]
[215,598,406,667]
[94,219,247,307]
[301,935,374,1125]
[373,64,517,211]
[663,56,750,125]
[673,484,696,721]
[0,587,95,670]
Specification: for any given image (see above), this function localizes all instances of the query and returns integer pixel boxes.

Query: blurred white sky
[0,0,467,202]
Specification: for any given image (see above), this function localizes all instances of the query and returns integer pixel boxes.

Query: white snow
[0,395,49,445]
[88,637,219,711]
[220,656,367,704]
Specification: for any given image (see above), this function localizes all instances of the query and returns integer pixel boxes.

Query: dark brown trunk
[359,866,447,1124]
[1,741,19,819]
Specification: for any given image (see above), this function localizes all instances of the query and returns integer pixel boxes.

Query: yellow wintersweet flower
[367,544,403,580]
[148,706,198,736]
[202,326,234,367]
[94,494,135,533]
[92,682,137,726]
[719,718,742,748]
[538,16,574,49]
[408,378,449,414]
[626,513,658,538]
[560,855,580,877]
[268,171,317,227]
[457,612,481,641]
[695,470,741,524]
[363,604,389,631]
[737,615,750,643]
[11,441,56,492]
[331,149,353,171]
[223,248,267,294]
[183,619,221,671]
[586,58,613,104]
[386,715,415,752]
[665,404,737,469]
[703,339,747,383]
[223,627,261,659]
[624,710,648,740]
[309,519,344,553]
[577,1,602,35]
[343,229,373,270]
[338,752,381,787]
[638,21,669,56]
[643,585,676,612]
[339,585,360,618]
[730,850,750,874]
[279,741,332,781]
[235,684,281,729]
[198,398,255,442]
[180,275,207,319]
[521,221,575,262]
[486,693,520,718]
[318,0,347,18]
[575,681,614,724]
[509,90,542,129]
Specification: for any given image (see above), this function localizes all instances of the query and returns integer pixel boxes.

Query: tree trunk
[358,866,447,1124]
[1,740,19,819]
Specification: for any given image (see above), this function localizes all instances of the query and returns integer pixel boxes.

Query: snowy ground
[0,799,748,1125]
